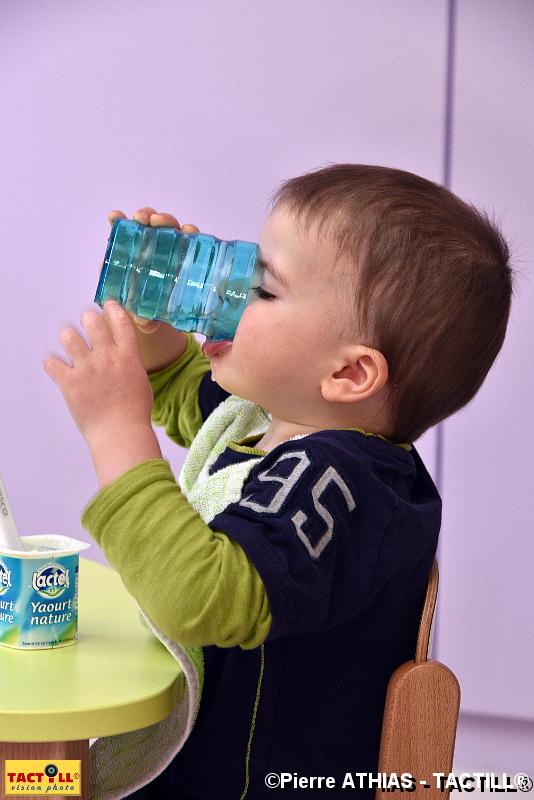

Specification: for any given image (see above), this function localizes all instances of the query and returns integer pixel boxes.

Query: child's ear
[321,346,389,403]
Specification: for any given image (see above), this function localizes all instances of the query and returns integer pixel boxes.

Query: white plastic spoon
[0,473,23,550]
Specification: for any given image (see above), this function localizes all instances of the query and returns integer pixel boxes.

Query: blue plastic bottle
[95,219,263,341]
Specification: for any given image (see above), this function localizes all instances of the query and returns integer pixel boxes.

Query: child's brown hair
[269,164,517,443]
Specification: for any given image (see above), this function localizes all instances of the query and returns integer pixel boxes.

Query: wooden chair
[376,560,461,799]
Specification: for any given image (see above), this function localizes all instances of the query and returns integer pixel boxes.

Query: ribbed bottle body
[95,220,260,340]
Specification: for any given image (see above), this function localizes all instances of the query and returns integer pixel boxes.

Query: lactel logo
[0,559,12,595]
[32,563,69,599]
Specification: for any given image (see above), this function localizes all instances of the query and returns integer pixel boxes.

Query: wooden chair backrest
[376,560,461,799]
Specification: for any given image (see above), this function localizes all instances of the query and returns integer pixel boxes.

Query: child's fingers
[103,301,140,350]
[134,317,161,334]
[132,206,159,225]
[102,300,130,335]
[81,309,114,349]
[43,354,71,384]
[101,296,160,335]
[148,212,182,229]
[108,210,127,226]
[58,326,91,362]
[110,207,196,232]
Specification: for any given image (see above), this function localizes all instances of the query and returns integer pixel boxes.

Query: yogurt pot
[0,535,90,650]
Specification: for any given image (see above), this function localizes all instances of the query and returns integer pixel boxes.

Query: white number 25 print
[238,450,356,559]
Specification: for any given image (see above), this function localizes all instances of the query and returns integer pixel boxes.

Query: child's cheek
[234,305,257,344]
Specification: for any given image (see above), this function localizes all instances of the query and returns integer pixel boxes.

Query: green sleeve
[81,459,272,650]
[148,332,211,449]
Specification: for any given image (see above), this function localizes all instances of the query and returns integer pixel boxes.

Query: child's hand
[43,300,153,448]
[106,207,200,335]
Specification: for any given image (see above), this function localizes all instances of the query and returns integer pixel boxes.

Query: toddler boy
[44,164,514,799]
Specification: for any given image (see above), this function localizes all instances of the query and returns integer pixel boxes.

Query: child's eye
[252,286,275,301]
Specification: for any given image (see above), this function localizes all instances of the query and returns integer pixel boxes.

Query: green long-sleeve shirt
[81,333,272,649]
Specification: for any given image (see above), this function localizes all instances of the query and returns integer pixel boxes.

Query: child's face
[207,204,348,420]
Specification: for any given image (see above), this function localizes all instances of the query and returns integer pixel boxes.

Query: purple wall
[436,0,534,770]
[1,0,532,772]
[0,0,444,562]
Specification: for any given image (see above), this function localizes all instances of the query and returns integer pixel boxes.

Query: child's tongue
[202,339,232,357]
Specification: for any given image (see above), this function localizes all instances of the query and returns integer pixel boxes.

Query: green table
[0,557,184,798]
